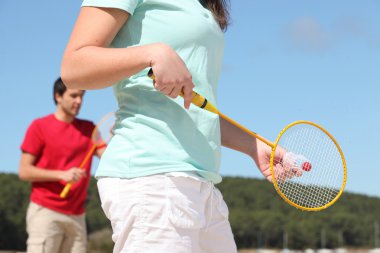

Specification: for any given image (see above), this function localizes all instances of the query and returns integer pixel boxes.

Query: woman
[61,0,280,252]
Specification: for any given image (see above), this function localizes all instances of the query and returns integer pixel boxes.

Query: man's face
[56,89,85,117]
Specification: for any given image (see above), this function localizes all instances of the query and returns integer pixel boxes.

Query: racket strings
[274,124,345,209]
[91,112,115,146]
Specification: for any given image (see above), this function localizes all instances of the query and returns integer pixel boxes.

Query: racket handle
[60,183,72,198]
[59,144,97,199]
[181,91,219,114]
[147,68,219,114]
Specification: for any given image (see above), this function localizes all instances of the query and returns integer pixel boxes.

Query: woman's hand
[149,43,195,109]
[252,142,302,183]
[251,140,276,182]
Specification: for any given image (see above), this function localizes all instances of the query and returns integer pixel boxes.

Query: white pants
[98,175,237,253]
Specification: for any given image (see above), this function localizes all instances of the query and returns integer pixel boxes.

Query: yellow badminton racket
[148,68,347,211]
[60,112,115,198]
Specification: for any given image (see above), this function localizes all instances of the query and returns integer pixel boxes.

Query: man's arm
[19,152,86,183]
[94,146,106,158]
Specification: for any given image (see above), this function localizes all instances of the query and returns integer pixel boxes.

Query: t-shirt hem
[30,199,85,216]
[95,168,222,184]
[20,147,39,157]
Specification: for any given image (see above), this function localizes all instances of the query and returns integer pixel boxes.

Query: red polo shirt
[21,114,97,215]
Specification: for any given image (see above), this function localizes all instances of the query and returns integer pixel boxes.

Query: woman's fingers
[152,72,195,108]
[149,43,195,108]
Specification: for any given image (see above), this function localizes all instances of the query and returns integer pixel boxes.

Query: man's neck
[54,110,75,123]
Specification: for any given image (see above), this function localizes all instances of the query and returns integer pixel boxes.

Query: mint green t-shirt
[82,0,225,183]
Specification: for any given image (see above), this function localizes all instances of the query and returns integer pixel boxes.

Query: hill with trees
[0,173,379,252]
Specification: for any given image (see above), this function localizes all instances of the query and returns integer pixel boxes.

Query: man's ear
[55,93,62,104]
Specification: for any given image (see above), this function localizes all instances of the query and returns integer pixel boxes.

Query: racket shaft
[218,112,274,148]
[147,69,274,147]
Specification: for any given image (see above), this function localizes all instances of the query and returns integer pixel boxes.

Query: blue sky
[0,1,379,197]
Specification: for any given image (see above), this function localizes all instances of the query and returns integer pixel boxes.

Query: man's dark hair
[53,77,67,105]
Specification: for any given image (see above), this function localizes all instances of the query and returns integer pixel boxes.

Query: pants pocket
[27,237,46,253]
[166,177,206,229]
[214,187,229,219]
[26,202,43,225]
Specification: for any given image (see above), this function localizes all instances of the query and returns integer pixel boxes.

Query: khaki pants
[26,202,87,253]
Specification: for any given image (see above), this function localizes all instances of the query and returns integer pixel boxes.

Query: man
[19,77,105,253]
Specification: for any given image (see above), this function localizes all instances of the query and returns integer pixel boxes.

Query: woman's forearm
[61,44,158,90]
[220,116,258,158]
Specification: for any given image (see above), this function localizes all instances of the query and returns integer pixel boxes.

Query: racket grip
[147,68,219,114]
[59,144,97,199]
[60,183,72,198]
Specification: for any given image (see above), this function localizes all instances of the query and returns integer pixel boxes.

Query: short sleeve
[20,120,44,157]
[81,0,140,15]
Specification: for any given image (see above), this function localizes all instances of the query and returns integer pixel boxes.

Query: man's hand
[60,168,86,183]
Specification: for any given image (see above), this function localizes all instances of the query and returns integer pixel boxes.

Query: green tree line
[0,173,379,251]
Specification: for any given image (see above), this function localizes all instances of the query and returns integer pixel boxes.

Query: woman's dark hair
[200,0,230,31]
[53,77,67,105]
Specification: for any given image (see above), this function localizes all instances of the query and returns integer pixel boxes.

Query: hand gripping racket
[148,69,347,211]
[59,112,115,198]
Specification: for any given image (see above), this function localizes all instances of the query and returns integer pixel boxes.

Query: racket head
[91,112,116,147]
[270,120,347,211]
